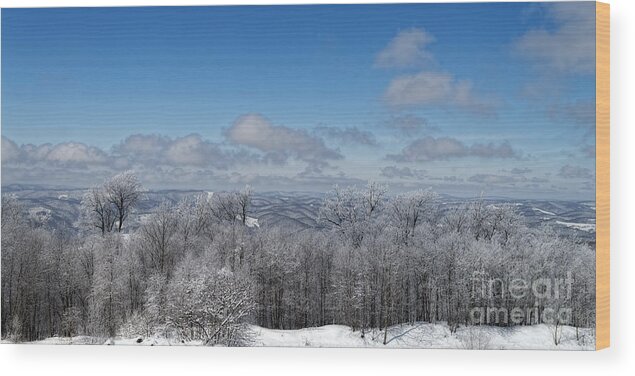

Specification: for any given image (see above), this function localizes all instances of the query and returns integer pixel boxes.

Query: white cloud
[22,144,54,162]
[2,137,109,167]
[114,133,254,169]
[313,125,377,146]
[114,134,169,160]
[2,138,114,186]
[547,100,595,128]
[385,71,456,106]
[45,142,109,165]
[376,28,495,116]
[380,166,427,179]
[384,71,494,114]
[2,134,263,188]
[558,165,593,179]
[384,114,431,136]
[469,141,516,159]
[1,136,22,162]
[580,145,595,158]
[375,28,435,68]
[387,136,517,162]
[225,114,342,169]
[165,135,219,166]
[510,167,532,175]
[514,2,595,74]
[468,174,516,185]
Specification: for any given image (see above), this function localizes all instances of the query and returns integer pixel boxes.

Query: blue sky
[1,3,596,199]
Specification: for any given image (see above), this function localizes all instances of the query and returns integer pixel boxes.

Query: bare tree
[138,202,179,276]
[363,181,387,219]
[81,187,117,236]
[207,185,253,227]
[210,193,239,224]
[389,189,438,244]
[319,182,386,247]
[104,171,143,232]
[237,185,252,225]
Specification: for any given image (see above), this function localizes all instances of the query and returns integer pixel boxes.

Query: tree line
[1,172,595,345]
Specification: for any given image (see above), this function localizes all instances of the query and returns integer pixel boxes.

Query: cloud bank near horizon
[0,3,596,199]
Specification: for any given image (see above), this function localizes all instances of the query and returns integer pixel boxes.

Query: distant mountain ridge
[1,185,595,241]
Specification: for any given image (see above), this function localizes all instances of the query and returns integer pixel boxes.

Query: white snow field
[532,207,556,216]
[13,323,594,350]
[555,221,596,233]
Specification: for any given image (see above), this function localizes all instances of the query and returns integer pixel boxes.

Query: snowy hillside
[13,323,593,350]
[2,185,596,240]
[2,181,597,348]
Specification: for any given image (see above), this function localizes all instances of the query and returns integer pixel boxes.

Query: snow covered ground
[250,323,593,350]
[555,221,596,233]
[245,216,260,228]
[7,323,594,350]
[532,207,556,216]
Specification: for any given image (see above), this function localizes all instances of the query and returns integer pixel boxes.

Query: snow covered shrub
[6,315,23,343]
[118,311,154,339]
[164,260,255,346]
[459,326,492,350]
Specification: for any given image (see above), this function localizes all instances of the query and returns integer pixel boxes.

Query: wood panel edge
[595,0,610,351]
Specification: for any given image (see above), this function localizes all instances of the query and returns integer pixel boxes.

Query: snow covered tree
[165,259,255,346]
[237,185,253,226]
[319,182,386,248]
[104,171,143,233]
[1,179,598,347]
[389,189,438,245]
[81,187,117,235]
[209,185,253,225]
[137,202,179,277]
